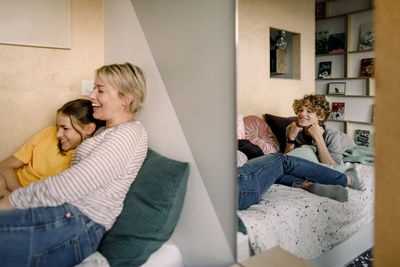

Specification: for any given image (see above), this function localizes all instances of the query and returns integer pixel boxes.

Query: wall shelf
[316,52,347,57]
[347,49,373,54]
[326,94,374,98]
[327,119,373,125]
[316,7,373,21]
[316,77,370,80]
[315,0,375,145]
[316,50,374,57]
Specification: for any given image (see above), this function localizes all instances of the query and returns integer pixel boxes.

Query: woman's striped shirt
[9,121,148,230]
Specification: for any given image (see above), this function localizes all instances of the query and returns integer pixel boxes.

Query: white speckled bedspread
[237,162,374,260]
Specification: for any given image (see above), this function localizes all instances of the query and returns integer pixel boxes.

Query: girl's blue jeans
[238,153,347,210]
[0,203,106,266]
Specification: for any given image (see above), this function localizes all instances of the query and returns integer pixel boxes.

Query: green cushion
[287,145,346,172]
[98,148,190,266]
[286,145,319,163]
[237,216,247,235]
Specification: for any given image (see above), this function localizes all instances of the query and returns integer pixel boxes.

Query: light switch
[82,80,94,96]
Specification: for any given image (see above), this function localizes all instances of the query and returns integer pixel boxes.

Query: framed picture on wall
[315,2,326,19]
[354,129,371,147]
[318,61,332,78]
[327,82,346,95]
[331,102,345,120]
[360,58,375,77]
[316,30,329,55]
[358,21,374,51]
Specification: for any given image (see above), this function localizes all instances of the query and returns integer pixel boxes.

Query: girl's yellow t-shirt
[13,126,74,187]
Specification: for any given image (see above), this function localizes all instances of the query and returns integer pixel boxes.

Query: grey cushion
[98,148,189,266]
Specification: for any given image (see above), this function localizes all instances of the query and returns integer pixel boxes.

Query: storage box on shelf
[315,0,375,147]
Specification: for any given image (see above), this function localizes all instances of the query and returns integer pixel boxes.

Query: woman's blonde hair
[292,94,330,124]
[96,62,146,114]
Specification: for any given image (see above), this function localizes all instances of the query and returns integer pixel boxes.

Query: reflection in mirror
[236,0,375,266]
[270,28,300,79]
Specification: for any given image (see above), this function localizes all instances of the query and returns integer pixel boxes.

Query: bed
[237,114,375,266]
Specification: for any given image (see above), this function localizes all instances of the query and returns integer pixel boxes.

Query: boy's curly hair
[292,94,330,125]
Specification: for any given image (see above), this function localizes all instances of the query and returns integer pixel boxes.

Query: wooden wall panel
[374,0,400,265]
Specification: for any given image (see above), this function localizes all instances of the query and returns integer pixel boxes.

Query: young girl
[0,99,104,193]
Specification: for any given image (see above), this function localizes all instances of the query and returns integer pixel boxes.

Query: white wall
[103,1,236,266]
[131,0,237,254]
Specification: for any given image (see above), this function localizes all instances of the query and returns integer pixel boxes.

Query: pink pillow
[237,114,245,140]
[243,115,280,155]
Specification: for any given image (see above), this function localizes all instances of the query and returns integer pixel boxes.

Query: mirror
[236,0,375,266]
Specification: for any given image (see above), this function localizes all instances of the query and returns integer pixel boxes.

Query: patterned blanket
[237,162,375,260]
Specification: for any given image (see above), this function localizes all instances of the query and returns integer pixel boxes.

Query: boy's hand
[307,124,324,139]
[288,121,303,141]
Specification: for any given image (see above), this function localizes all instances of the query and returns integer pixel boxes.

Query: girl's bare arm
[0,156,24,191]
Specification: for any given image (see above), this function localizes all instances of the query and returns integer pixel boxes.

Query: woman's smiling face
[90,77,127,124]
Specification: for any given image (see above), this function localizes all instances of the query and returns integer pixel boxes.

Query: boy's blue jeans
[0,203,106,266]
[238,153,347,210]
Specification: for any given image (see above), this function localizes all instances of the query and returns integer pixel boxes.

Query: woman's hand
[288,121,303,141]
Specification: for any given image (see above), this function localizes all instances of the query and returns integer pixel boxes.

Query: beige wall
[0,0,103,159]
[237,0,315,117]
